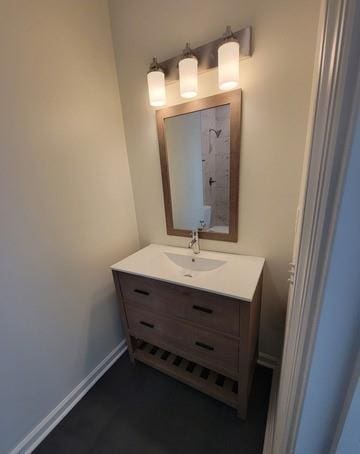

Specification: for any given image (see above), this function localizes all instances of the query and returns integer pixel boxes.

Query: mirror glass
[165,105,230,234]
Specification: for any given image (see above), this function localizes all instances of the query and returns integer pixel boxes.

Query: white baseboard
[10,339,128,454]
[257,352,279,370]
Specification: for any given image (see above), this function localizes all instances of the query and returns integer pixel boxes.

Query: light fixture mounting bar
[159,26,251,84]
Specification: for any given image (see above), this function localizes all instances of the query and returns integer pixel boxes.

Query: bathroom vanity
[111,244,264,419]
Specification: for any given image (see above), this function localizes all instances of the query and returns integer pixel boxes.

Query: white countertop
[111,244,265,302]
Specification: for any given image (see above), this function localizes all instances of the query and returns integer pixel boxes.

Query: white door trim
[272,0,360,453]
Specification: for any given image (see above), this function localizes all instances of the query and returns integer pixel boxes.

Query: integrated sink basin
[111,244,265,301]
[164,252,226,273]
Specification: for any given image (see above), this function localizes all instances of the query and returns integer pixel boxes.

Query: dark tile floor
[35,353,272,454]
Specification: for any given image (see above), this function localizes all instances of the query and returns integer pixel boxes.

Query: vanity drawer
[125,305,238,373]
[183,290,239,336]
[118,272,240,336]
[118,272,186,318]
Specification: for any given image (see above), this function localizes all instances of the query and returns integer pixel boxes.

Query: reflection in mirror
[165,105,230,234]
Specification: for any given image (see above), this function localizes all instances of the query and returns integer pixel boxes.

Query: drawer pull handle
[195,341,214,351]
[192,304,213,314]
[140,321,154,329]
[134,289,150,296]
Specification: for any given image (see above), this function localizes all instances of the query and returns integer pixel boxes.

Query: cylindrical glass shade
[218,40,240,91]
[179,57,198,98]
[147,70,166,107]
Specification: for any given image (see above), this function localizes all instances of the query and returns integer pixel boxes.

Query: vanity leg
[238,303,250,420]
[124,335,136,364]
[237,276,263,420]
[112,270,136,364]
[237,377,248,419]
[128,343,136,364]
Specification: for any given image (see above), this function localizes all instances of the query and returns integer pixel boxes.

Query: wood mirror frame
[156,90,241,242]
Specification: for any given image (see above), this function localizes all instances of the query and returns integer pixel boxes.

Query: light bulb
[179,43,198,99]
[147,57,166,107]
[218,27,240,91]
[179,57,198,98]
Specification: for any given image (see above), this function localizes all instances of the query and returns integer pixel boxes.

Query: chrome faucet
[188,229,200,254]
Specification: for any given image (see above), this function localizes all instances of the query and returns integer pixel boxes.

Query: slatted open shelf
[133,340,238,408]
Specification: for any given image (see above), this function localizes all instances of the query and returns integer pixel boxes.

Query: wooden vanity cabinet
[112,270,262,419]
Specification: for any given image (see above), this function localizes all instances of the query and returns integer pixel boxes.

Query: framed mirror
[156,90,241,242]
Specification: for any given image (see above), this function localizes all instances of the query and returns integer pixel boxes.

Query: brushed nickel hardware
[188,229,200,254]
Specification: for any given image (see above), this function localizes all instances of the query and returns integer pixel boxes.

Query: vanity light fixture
[147,57,166,107]
[146,26,251,107]
[218,26,240,91]
[179,43,198,99]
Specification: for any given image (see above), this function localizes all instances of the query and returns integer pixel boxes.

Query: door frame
[269,0,360,452]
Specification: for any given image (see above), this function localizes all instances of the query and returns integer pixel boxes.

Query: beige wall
[0,1,138,452]
[109,0,321,357]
